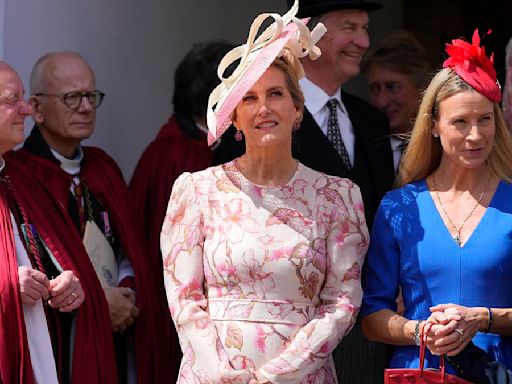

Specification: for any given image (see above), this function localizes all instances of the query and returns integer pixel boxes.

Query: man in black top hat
[290,0,394,230]
[290,1,394,383]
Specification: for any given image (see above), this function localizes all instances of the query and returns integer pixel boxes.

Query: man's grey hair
[29,51,90,95]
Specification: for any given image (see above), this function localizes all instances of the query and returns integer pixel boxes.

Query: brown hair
[362,30,431,89]
[398,68,512,186]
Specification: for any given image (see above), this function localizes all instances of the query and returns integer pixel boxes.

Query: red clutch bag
[384,323,473,383]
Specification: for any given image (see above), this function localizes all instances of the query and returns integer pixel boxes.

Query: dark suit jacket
[446,342,512,384]
[213,89,395,230]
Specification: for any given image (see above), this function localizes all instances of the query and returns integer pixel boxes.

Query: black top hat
[288,0,383,17]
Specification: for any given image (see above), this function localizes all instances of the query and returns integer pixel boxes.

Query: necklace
[431,172,492,246]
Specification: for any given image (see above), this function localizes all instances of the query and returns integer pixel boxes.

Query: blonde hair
[398,67,512,186]
[272,54,305,122]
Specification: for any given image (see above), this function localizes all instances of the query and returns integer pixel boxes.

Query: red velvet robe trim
[11,147,173,383]
[0,180,34,384]
[129,115,212,380]
[2,158,117,383]
[130,114,212,274]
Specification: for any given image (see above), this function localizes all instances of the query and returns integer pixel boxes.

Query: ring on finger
[455,328,464,337]
[71,292,78,301]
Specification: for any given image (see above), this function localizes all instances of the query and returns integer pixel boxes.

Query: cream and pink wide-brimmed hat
[206,0,327,145]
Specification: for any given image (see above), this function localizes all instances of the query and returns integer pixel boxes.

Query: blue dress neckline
[418,178,503,249]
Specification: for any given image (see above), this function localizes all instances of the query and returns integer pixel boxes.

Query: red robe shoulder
[8,147,174,383]
[1,156,117,383]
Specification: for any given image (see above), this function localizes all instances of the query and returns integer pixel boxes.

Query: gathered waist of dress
[208,298,318,325]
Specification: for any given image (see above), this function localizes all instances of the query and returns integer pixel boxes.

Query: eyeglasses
[35,90,105,110]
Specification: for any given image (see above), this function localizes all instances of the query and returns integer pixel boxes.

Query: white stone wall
[2,0,400,178]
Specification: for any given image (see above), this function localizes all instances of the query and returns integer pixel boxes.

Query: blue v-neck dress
[361,179,512,371]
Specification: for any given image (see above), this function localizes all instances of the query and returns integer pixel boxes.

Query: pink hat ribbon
[206,0,326,145]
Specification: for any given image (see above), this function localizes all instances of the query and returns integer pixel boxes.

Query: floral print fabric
[161,160,369,383]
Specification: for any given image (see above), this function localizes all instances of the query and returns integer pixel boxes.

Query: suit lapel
[293,108,350,177]
[341,90,375,164]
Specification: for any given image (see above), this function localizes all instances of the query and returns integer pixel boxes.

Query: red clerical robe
[129,114,213,381]
[10,146,173,383]
[0,158,117,384]
[130,114,212,273]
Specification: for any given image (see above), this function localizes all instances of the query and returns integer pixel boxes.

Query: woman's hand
[48,270,85,312]
[428,304,484,356]
[425,308,461,355]
[18,266,50,305]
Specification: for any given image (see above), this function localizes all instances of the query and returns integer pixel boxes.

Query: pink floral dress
[161,160,369,383]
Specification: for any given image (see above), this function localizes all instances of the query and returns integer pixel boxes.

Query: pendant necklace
[431,172,492,246]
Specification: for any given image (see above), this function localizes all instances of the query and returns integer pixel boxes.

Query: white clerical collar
[299,76,347,115]
[0,157,5,173]
[50,147,84,175]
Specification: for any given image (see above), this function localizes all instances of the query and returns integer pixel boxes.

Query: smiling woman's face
[433,90,495,170]
[232,65,299,150]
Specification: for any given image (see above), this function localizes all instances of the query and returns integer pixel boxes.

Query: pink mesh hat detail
[206,0,327,145]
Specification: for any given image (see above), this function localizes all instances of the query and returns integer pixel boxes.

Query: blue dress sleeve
[361,194,401,317]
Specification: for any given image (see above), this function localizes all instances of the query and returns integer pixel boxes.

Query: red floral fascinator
[443,29,501,103]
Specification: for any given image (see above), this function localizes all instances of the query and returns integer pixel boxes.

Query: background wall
[0,0,4,58]
[1,0,401,179]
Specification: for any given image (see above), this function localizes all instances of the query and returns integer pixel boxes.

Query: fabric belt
[208,298,317,325]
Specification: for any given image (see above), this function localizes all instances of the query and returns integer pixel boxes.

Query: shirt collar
[390,137,404,151]
[300,76,345,114]
[50,146,84,175]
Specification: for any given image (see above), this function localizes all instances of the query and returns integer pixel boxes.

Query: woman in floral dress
[160,2,369,382]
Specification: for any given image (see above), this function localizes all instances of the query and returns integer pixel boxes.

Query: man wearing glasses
[11,51,172,383]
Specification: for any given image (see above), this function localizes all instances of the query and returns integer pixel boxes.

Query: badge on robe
[82,220,117,287]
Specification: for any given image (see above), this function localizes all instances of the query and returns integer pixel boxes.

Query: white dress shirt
[390,137,404,175]
[299,77,356,166]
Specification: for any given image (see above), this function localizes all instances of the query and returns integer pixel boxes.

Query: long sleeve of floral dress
[162,162,369,384]
[161,172,250,383]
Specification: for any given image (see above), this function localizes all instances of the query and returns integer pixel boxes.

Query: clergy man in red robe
[0,61,116,383]
[10,51,172,383]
